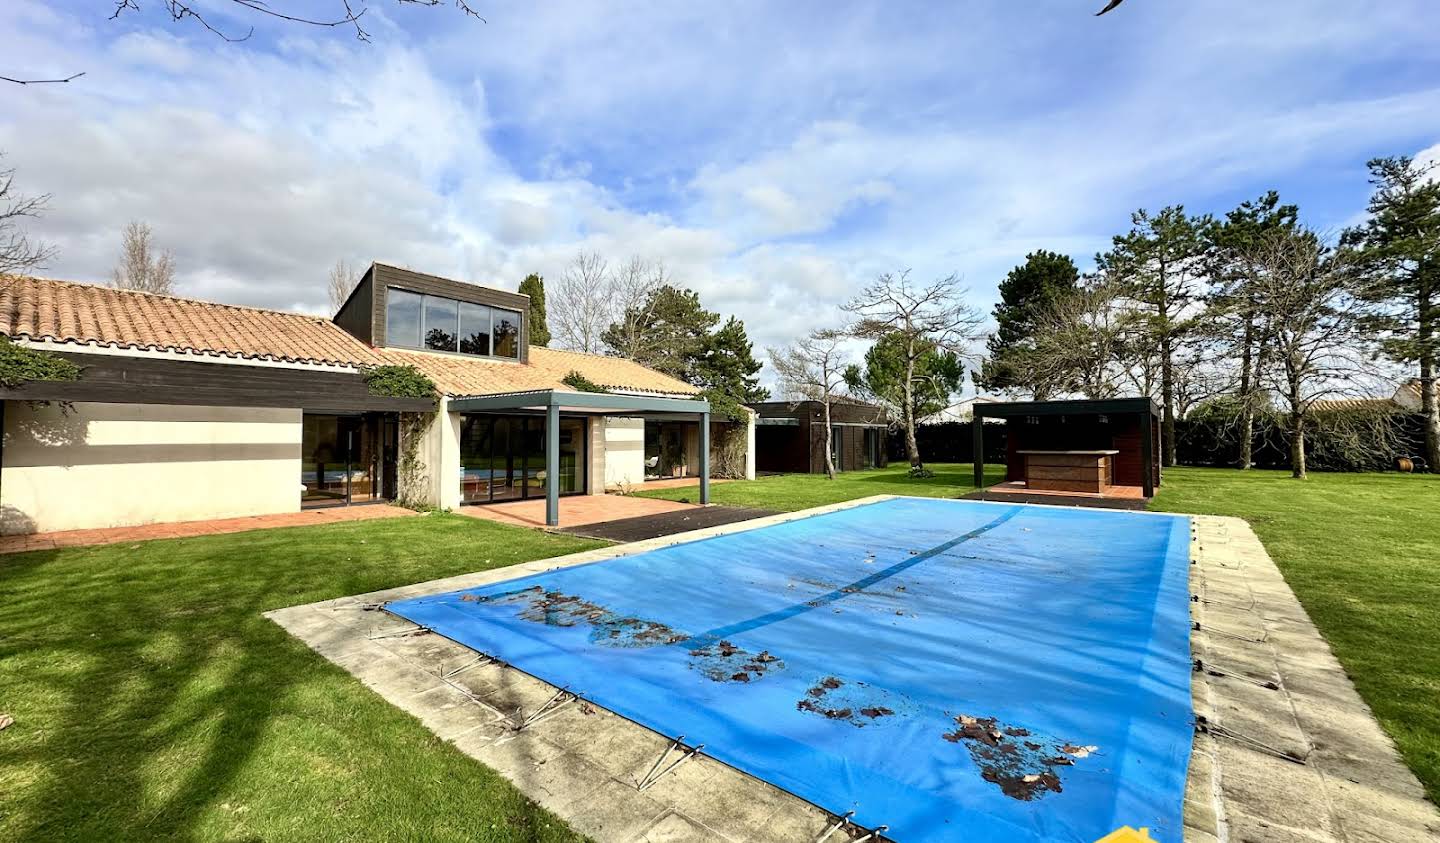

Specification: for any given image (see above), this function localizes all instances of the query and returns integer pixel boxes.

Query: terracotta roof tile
[1,275,384,367]
[377,345,700,398]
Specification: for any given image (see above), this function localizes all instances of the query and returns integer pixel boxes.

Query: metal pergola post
[545,402,560,527]
[699,411,710,504]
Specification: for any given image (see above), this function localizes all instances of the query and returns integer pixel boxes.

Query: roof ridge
[5,275,336,325]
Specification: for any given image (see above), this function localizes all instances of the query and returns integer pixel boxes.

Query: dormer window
[386,287,521,360]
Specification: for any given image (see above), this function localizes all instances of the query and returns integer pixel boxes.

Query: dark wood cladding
[749,399,889,474]
[1001,412,1160,491]
[363,263,531,363]
[332,265,376,345]
[0,352,436,413]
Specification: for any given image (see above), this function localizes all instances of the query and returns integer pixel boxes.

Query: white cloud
[1,0,1438,390]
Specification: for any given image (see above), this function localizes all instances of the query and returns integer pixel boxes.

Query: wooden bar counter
[1016,450,1118,494]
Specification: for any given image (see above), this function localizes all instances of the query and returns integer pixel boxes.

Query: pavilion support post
[972,415,986,490]
[545,402,560,526]
[699,412,710,505]
[1140,412,1155,498]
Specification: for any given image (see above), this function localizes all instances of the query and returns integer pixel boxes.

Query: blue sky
[3,1,1439,373]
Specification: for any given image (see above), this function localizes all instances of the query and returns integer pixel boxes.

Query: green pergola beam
[448,389,710,415]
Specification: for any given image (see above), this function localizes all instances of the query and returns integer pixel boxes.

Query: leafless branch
[0,156,56,275]
[328,258,360,313]
[769,330,849,479]
[550,252,614,354]
[110,221,177,294]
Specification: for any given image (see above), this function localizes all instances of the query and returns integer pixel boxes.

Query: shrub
[561,371,607,393]
[363,365,436,399]
[0,337,82,389]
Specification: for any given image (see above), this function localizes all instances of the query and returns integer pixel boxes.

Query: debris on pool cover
[388,497,1193,843]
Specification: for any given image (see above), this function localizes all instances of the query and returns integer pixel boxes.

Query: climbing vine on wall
[0,337,81,389]
[395,410,436,510]
[363,364,436,399]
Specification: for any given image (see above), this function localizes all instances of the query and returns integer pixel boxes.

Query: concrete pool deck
[267,496,1440,842]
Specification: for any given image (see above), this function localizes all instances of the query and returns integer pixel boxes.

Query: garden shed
[972,398,1162,504]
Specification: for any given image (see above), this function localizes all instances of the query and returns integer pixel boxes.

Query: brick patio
[454,494,697,529]
[0,504,417,555]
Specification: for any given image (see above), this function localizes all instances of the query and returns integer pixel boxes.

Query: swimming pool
[388,497,1193,842]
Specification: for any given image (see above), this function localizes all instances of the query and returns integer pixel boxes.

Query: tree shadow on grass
[0,517,597,842]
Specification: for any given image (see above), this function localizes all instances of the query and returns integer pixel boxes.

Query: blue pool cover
[388,498,1193,842]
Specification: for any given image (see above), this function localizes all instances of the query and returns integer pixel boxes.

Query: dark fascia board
[450,389,710,415]
[373,263,530,311]
[974,397,1161,418]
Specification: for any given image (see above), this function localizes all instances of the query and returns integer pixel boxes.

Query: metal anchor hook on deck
[815,812,888,843]
[513,686,576,731]
[440,653,495,679]
[368,625,431,640]
[1195,715,1309,765]
[636,735,705,792]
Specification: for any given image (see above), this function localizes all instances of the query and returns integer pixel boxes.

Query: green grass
[0,513,608,842]
[633,463,1008,511]
[1152,467,1440,803]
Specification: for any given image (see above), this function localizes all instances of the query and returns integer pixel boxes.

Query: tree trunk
[1288,369,1306,479]
[822,397,837,480]
[1420,286,1439,471]
[1158,259,1176,467]
[902,347,922,470]
[1237,315,1255,470]
[1290,413,1306,479]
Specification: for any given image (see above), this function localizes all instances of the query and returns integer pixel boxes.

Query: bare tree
[844,271,984,472]
[550,252,614,354]
[1025,278,1133,400]
[602,256,669,360]
[106,0,482,45]
[328,259,360,313]
[110,221,177,294]
[1249,227,1376,478]
[0,156,55,275]
[769,330,849,479]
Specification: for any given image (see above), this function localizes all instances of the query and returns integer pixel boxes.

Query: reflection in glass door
[301,413,395,507]
[459,415,586,504]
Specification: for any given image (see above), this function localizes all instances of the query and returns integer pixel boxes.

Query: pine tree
[518,273,550,347]
[1344,156,1440,469]
[846,332,964,423]
[979,251,1080,399]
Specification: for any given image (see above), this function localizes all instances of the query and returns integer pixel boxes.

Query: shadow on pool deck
[556,505,779,543]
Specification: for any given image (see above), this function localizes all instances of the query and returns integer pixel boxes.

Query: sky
[3,0,1440,387]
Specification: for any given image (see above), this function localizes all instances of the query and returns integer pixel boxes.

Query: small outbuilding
[972,398,1162,506]
[749,398,889,474]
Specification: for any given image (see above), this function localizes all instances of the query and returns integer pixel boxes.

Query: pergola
[972,397,1162,498]
[449,389,713,526]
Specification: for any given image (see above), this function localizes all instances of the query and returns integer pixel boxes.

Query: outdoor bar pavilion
[972,397,1162,505]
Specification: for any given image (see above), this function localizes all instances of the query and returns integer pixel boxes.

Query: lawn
[1152,467,1440,803]
[0,513,608,842]
[633,462,1008,511]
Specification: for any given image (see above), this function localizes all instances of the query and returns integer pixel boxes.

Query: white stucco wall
[1,401,301,535]
[399,400,460,511]
[744,410,757,480]
[602,417,646,490]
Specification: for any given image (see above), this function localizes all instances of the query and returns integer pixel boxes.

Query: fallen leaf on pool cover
[942,714,1097,801]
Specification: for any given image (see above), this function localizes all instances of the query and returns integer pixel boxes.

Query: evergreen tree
[693,316,770,412]
[602,284,719,380]
[1097,206,1213,467]
[1344,156,1440,470]
[979,251,1080,399]
[518,273,550,347]
[1205,192,1299,469]
[845,331,964,424]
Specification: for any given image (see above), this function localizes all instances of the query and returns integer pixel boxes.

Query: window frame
[386,286,522,361]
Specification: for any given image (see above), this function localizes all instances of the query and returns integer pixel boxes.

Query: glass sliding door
[458,414,587,504]
[302,413,395,507]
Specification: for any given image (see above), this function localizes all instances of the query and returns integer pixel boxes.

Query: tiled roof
[1310,397,1400,413]
[378,345,700,398]
[0,275,383,367]
[1,275,700,398]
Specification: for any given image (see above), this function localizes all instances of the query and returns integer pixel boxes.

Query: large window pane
[386,288,423,348]
[423,296,459,352]
[460,416,496,503]
[492,308,520,358]
[459,302,491,356]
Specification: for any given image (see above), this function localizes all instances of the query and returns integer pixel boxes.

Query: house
[0,263,754,534]
[1310,379,1425,414]
[748,397,888,474]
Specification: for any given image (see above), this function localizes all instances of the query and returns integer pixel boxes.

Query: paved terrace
[269,496,1440,843]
